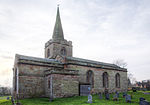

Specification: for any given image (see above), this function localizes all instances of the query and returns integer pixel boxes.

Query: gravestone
[139,98,150,105]
[87,86,92,103]
[125,95,131,103]
[7,97,9,100]
[132,87,137,92]
[140,97,146,101]
[87,94,92,103]
[11,97,15,105]
[123,92,127,98]
[99,92,102,99]
[113,94,118,101]
[105,93,110,100]
[116,91,119,98]
[140,100,150,105]
[104,88,108,95]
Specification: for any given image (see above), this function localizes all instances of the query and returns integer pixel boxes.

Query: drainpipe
[16,67,19,99]
[50,75,53,101]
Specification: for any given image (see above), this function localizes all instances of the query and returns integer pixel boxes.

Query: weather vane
[57,0,61,7]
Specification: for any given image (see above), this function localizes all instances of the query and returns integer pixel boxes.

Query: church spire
[52,5,64,41]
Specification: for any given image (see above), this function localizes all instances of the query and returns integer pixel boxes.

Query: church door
[79,84,91,96]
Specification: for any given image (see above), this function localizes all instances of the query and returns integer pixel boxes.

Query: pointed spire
[52,5,64,41]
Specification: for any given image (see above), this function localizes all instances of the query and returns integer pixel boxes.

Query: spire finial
[57,0,61,7]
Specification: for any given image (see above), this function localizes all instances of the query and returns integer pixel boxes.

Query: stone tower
[45,6,72,58]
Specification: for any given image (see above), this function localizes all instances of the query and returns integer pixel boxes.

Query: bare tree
[127,72,133,79]
[127,72,137,86]
[0,86,11,96]
[127,72,133,87]
[113,59,127,68]
[113,59,138,86]
[132,77,137,85]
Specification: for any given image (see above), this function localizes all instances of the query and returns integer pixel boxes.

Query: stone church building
[12,7,128,99]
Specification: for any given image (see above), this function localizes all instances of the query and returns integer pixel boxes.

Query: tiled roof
[16,54,62,64]
[66,56,127,71]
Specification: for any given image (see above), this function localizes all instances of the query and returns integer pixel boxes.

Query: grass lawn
[0,91,150,105]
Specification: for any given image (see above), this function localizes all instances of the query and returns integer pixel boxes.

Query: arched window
[61,47,66,56]
[86,70,94,88]
[47,49,50,57]
[103,72,109,88]
[115,73,120,88]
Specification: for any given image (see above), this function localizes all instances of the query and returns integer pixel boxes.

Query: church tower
[45,6,72,58]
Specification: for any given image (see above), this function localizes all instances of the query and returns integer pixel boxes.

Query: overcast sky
[0,0,150,87]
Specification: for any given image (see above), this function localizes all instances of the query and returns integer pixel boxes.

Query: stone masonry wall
[67,64,128,93]
[13,55,127,99]
[45,40,72,58]
[19,76,44,98]
[17,63,56,98]
[45,74,79,98]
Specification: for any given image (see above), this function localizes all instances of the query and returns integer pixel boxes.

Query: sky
[0,0,150,87]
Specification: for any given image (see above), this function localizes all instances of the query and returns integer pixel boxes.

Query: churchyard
[0,91,150,105]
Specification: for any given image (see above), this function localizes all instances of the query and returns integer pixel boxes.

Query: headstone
[140,97,146,101]
[113,94,118,101]
[99,92,102,99]
[105,93,110,100]
[125,95,131,103]
[123,92,127,98]
[88,87,91,91]
[7,97,9,100]
[11,97,15,105]
[140,100,150,105]
[104,88,108,95]
[132,87,137,92]
[116,91,119,98]
[139,98,150,105]
[87,94,92,103]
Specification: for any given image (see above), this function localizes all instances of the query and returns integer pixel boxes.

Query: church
[12,6,128,99]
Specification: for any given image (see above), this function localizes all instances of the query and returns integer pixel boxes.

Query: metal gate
[79,84,91,96]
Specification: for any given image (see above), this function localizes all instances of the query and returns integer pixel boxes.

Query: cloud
[0,0,150,87]
[0,69,12,87]
[0,55,13,60]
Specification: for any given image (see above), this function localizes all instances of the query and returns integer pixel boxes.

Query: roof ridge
[66,56,122,68]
